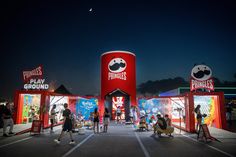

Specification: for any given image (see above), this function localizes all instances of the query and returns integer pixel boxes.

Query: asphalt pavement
[0,122,236,157]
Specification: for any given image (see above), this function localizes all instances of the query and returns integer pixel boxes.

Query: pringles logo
[23,66,43,83]
[23,65,49,90]
[108,58,127,80]
[190,64,214,91]
[191,65,212,81]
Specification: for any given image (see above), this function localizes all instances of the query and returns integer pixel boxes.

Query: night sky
[1,0,236,101]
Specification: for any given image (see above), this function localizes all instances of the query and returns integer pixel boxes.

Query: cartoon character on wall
[76,98,98,120]
[23,95,31,123]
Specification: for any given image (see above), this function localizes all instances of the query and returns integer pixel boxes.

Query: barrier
[197,124,220,142]
[30,120,42,135]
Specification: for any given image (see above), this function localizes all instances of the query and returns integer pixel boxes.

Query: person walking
[103,108,110,133]
[93,108,99,134]
[2,102,14,137]
[54,103,75,144]
[50,104,57,133]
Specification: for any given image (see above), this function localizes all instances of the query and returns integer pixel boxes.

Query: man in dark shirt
[154,114,167,134]
[54,103,75,144]
[2,103,14,137]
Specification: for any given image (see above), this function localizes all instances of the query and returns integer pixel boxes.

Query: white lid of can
[101,50,135,56]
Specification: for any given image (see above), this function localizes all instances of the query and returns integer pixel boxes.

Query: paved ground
[0,122,236,157]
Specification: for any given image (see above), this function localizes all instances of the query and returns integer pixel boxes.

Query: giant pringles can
[101,51,136,107]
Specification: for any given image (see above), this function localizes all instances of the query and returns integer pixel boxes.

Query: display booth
[138,91,226,133]
[14,90,99,129]
[69,96,98,121]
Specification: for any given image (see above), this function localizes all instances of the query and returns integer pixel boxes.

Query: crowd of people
[0,102,174,139]
[53,105,111,145]
[1,101,234,143]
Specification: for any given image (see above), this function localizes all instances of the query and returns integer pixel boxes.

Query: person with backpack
[54,103,75,145]
[154,114,167,135]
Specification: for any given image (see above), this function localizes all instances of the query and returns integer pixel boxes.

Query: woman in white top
[50,104,57,132]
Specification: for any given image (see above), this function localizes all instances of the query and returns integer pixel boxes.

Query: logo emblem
[191,65,212,81]
[108,58,127,73]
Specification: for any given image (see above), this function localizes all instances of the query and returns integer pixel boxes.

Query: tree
[137,77,189,95]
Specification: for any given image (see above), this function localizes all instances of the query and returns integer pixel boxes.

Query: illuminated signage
[112,96,124,108]
[23,65,43,83]
[108,58,127,80]
[23,65,49,90]
[190,64,214,91]
[24,79,49,90]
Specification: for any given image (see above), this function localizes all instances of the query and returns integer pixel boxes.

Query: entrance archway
[104,89,130,122]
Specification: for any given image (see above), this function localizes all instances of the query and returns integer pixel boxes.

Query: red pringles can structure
[101,51,136,121]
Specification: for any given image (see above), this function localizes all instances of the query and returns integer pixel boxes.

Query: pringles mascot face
[191,65,212,81]
[108,58,127,73]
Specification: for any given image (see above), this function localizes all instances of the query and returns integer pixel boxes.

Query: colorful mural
[22,94,41,123]
[75,98,98,120]
[194,96,218,127]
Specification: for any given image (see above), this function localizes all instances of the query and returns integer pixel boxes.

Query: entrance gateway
[101,51,136,122]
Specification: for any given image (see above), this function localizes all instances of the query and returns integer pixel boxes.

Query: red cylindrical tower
[101,51,136,121]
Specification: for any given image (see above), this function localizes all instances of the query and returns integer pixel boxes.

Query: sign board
[23,65,43,83]
[30,120,42,134]
[190,64,214,91]
[201,124,210,139]
[108,57,127,80]
[22,65,49,90]
[197,124,220,142]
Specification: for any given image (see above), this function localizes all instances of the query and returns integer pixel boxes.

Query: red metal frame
[14,90,101,128]
[137,91,226,133]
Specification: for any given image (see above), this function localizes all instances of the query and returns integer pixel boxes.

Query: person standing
[2,103,14,137]
[50,104,57,133]
[133,106,138,123]
[103,108,110,133]
[194,104,202,132]
[116,106,122,124]
[54,103,75,144]
[129,106,134,124]
[93,108,100,134]
[226,102,233,126]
